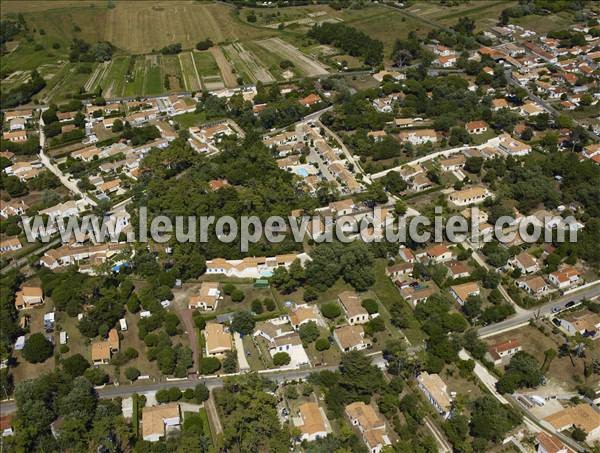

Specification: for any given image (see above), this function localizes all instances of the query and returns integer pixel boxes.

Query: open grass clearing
[124,56,145,97]
[100,55,131,98]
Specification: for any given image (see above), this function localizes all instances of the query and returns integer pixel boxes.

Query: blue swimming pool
[294,167,309,177]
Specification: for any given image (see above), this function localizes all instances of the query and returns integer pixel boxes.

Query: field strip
[210,46,237,88]
[231,42,275,83]
[189,52,204,91]
[178,52,202,92]
[84,61,110,93]
[256,37,328,76]
[177,53,190,91]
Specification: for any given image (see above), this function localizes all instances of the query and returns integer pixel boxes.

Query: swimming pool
[294,167,309,177]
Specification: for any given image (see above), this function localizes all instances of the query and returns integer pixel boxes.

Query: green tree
[231,311,255,335]
[299,321,320,343]
[273,352,291,366]
[22,333,53,363]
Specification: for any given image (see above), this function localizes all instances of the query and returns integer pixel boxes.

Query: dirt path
[176,307,199,374]
[210,46,237,88]
[205,392,224,436]
[190,51,204,91]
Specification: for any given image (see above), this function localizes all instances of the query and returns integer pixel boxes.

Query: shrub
[315,337,330,351]
[125,367,140,381]
[223,283,236,295]
[200,357,221,375]
[361,298,378,314]
[321,302,341,319]
[251,299,263,314]
[273,352,291,366]
[22,333,53,363]
[231,289,245,303]
[264,298,276,311]
[194,383,209,402]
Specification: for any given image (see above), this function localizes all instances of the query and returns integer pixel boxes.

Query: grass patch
[171,111,207,129]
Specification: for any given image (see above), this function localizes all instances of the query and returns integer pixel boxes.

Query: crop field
[98,55,131,98]
[84,60,110,93]
[192,51,224,91]
[209,47,237,88]
[123,56,145,97]
[178,52,202,92]
[143,55,162,96]
[223,43,275,84]
[256,38,328,77]
[37,62,96,103]
[161,54,184,93]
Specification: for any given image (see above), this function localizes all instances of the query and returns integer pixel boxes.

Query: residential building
[14,286,44,310]
[498,133,531,156]
[446,261,471,279]
[448,186,491,206]
[253,320,292,343]
[465,120,488,134]
[400,285,437,308]
[425,244,453,263]
[2,131,27,142]
[545,403,600,443]
[520,102,545,116]
[299,93,321,107]
[485,339,521,365]
[0,199,28,218]
[0,236,22,254]
[91,340,111,365]
[417,372,452,419]
[188,282,221,310]
[289,304,320,330]
[142,404,181,442]
[549,267,581,289]
[399,129,437,145]
[440,154,465,172]
[492,98,509,111]
[510,252,540,274]
[108,328,120,352]
[386,262,414,279]
[268,331,310,367]
[205,254,301,279]
[9,118,26,131]
[328,199,356,217]
[295,402,330,442]
[517,276,549,297]
[559,312,600,338]
[338,291,369,325]
[204,323,232,357]
[450,282,480,306]
[535,432,568,453]
[334,325,371,352]
[345,402,391,453]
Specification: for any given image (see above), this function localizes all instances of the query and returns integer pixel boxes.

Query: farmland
[209,47,237,88]
[178,52,202,92]
[256,37,329,77]
[223,43,276,84]
[193,51,225,91]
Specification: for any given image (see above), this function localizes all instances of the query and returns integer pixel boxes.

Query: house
[582,144,600,160]
[549,267,581,289]
[559,312,600,338]
[399,247,416,263]
[295,402,330,442]
[205,323,232,357]
[338,291,369,325]
[465,120,488,135]
[299,94,321,107]
[9,118,26,131]
[345,402,391,453]
[188,282,221,310]
[268,331,310,367]
[400,285,437,308]
[425,244,452,263]
[0,236,22,254]
[411,174,433,192]
[14,286,44,310]
[72,145,101,162]
[535,432,568,453]
[367,130,386,142]
[205,254,301,279]
[399,129,437,145]
[289,304,320,330]
[417,372,452,419]
[437,54,457,68]
[492,98,509,111]
[0,414,13,437]
[334,325,371,352]
[91,340,111,365]
[328,199,356,217]
[3,130,27,142]
[448,186,491,206]
[518,276,549,297]
[450,282,480,306]
[1,199,28,218]
[253,320,292,343]
[440,154,466,172]
[39,200,81,220]
[545,403,600,443]
[520,102,545,117]
[446,261,471,279]
[510,252,539,274]
[142,404,181,442]
[485,339,521,365]
[498,133,531,156]
[386,262,414,279]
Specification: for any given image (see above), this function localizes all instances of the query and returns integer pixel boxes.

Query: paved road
[478,282,600,338]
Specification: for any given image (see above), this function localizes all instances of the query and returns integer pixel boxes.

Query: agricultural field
[222,42,275,84]
[178,52,202,92]
[143,55,162,96]
[255,37,328,77]
[98,55,131,98]
[209,47,237,88]
[161,54,184,93]
[37,62,97,103]
[123,56,145,98]
[192,50,224,91]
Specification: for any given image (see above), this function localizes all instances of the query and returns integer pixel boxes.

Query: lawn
[171,111,207,129]
[511,11,574,35]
